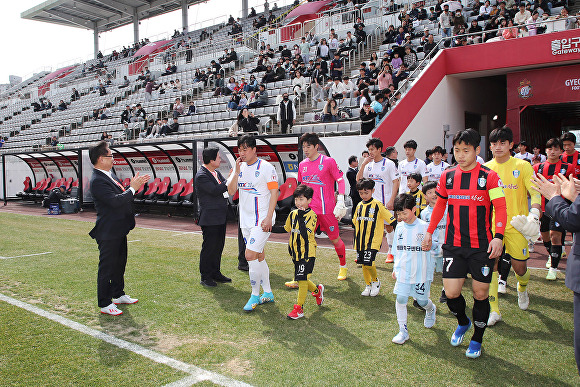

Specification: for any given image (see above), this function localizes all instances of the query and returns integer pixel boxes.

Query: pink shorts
[316,213,340,240]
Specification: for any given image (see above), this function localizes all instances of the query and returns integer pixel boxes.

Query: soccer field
[0,212,576,386]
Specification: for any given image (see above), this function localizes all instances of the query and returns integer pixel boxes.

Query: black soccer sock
[551,245,563,269]
[498,254,511,283]
[543,241,552,254]
[446,294,470,326]
[471,298,490,344]
[561,231,566,246]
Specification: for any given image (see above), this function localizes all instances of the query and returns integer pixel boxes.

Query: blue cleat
[243,295,261,312]
[259,292,275,304]
[465,340,482,358]
[450,319,472,347]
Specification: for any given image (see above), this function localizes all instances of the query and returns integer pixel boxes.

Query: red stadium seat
[23,177,32,192]
[137,178,160,204]
[122,178,131,188]
[164,179,186,205]
[144,177,171,204]
[180,179,195,207]
[277,177,297,209]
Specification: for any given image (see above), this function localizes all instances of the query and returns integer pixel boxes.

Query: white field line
[128,240,141,243]
[0,252,52,260]
[0,293,251,387]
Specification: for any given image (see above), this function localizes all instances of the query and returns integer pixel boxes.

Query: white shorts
[393,280,432,301]
[241,226,271,253]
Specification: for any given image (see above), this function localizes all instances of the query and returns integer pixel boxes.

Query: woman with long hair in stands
[377,63,393,93]
[317,38,330,60]
[502,19,518,40]
[369,52,379,64]
[100,131,108,140]
[237,108,261,133]
[359,88,371,109]
[322,99,339,123]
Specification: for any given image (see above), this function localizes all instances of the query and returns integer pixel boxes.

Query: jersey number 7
[444,258,454,272]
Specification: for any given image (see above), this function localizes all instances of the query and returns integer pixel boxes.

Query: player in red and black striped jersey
[534,137,575,280]
[561,132,580,179]
[423,129,507,359]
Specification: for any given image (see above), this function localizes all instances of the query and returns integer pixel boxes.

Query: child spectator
[406,173,427,216]
[284,185,324,319]
[391,193,437,344]
[353,178,396,297]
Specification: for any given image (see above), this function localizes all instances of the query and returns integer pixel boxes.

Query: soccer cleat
[563,250,568,259]
[100,303,123,316]
[313,284,324,306]
[528,241,535,253]
[385,253,394,263]
[424,304,436,328]
[284,280,299,289]
[337,267,348,280]
[439,289,447,303]
[498,280,507,294]
[546,267,557,281]
[259,292,275,304]
[287,304,304,319]
[392,330,409,344]
[518,288,529,310]
[370,280,381,297]
[546,256,551,269]
[413,299,425,311]
[112,295,138,304]
[465,340,482,359]
[487,311,502,326]
[243,295,261,312]
[450,319,472,346]
[361,285,371,296]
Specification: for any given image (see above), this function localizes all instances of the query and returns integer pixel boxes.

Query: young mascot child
[407,172,427,216]
[391,193,437,344]
[353,178,396,296]
[284,184,324,319]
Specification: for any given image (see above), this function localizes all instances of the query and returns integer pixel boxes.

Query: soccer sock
[395,300,408,333]
[259,260,272,293]
[498,255,511,283]
[543,241,552,254]
[306,274,318,293]
[471,298,490,344]
[446,294,470,326]
[516,269,530,292]
[418,298,434,313]
[489,271,500,314]
[369,261,378,282]
[297,281,308,306]
[386,230,394,254]
[362,265,372,285]
[335,239,346,266]
[550,245,562,269]
[248,260,261,296]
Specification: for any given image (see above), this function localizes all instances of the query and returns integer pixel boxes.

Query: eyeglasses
[102,155,114,158]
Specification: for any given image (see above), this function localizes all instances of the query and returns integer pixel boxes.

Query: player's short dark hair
[366,137,383,150]
[300,132,320,147]
[489,125,513,143]
[431,145,445,155]
[384,146,396,157]
[88,141,109,165]
[561,132,577,144]
[422,181,437,195]
[356,177,375,191]
[546,137,562,149]
[408,172,422,183]
[293,184,313,199]
[348,155,358,164]
[425,149,433,157]
[238,134,256,149]
[393,193,416,212]
[403,139,417,149]
[452,128,480,148]
[202,147,219,164]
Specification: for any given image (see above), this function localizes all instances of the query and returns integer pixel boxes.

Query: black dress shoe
[238,263,249,271]
[213,273,232,283]
[200,279,217,287]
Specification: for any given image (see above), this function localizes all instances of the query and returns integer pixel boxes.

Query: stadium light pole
[181,0,189,33]
[242,0,249,18]
[93,23,99,59]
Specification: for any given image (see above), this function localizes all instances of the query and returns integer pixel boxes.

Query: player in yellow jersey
[485,126,542,325]
[284,185,324,319]
[353,178,396,296]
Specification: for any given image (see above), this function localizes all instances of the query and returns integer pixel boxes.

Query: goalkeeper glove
[333,195,347,220]
[510,208,540,241]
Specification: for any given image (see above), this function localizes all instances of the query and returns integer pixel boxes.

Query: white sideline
[0,252,52,259]
[0,293,251,387]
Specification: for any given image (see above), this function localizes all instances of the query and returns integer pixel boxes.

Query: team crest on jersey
[561,168,567,174]
[255,171,260,177]
[381,167,385,171]
[249,238,255,244]
[329,226,334,231]
[478,177,486,188]
[318,164,324,171]
[512,170,520,178]
[577,159,580,165]
[367,166,372,171]
[481,266,490,277]
[416,233,424,242]
[239,172,243,177]
[523,248,527,255]
[446,177,452,185]
[369,207,376,215]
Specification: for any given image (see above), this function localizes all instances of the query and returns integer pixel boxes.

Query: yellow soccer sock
[362,266,372,285]
[489,271,500,314]
[306,274,318,293]
[516,269,531,292]
[369,262,378,282]
[297,281,308,306]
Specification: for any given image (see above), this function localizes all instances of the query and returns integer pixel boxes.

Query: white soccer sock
[423,299,434,313]
[259,259,272,293]
[386,231,394,254]
[395,301,408,333]
[248,260,261,296]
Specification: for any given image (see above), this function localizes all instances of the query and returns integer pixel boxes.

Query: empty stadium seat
[177,179,195,207]
[136,177,160,203]
[277,177,297,210]
[144,176,171,204]
[162,179,186,205]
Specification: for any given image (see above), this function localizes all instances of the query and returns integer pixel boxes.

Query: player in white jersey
[228,135,280,312]
[357,138,400,263]
[398,140,426,194]
[391,193,437,344]
[423,146,449,183]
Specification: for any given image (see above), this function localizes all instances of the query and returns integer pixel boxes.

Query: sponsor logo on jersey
[513,170,520,178]
[481,266,490,277]
[504,183,519,190]
[398,234,404,241]
[397,245,423,252]
[301,174,325,185]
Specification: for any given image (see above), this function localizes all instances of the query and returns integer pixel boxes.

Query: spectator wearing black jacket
[237,108,261,133]
[71,88,80,102]
[360,102,378,135]
[120,105,131,124]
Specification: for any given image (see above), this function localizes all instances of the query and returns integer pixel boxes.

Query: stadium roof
[21,0,205,33]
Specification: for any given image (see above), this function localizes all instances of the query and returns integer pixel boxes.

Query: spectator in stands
[249,7,257,17]
[452,9,467,35]
[439,5,453,40]
[50,136,59,147]
[310,62,326,106]
[403,45,418,70]
[371,94,386,122]
[173,98,185,118]
[299,36,311,63]
[169,117,179,134]
[264,0,269,13]
[100,131,108,141]
[147,119,162,138]
[244,74,258,92]
[247,84,268,108]
[342,75,356,97]
[355,24,368,44]
[329,77,347,100]
[322,99,339,122]
[392,64,409,88]
[265,44,275,58]
[559,7,579,29]
[330,52,344,79]
[100,105,111,120]
[467,19,484,43]
[423,34,438,55]
[502,19,519,39]
[277,93,295,134]
[317,38,331,60]
[227,91,241,110]
[478,0,492,20]
[329,33,340,57]
[98,82,107,96]
[383,25,397,44]
[272,62,286,82]
[367,62,379,85]
[292,70,306,101]
[212,73,225,96]
[0,137,4,148]
[377,64,393,92]
[122,123,132,140]
[119,76,130,88]
[71,88,80,102]
[514,3,532,25]
[58,100,67,111]
[187,101,196,116]
[120,106,131,124]
[132,104,146,122]
[174,79,182,91]
[391,51,403,71]
[307,32,319,47]
[354,68,371,97]
[360,102,378,134]
[267,10,276,25]
[92,109,100,121]
[238,108,261,133]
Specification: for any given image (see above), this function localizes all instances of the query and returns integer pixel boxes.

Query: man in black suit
[195,148,237,287]
[88,141,149,316]
[346,155,361,224]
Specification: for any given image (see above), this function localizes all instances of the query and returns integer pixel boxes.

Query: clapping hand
[130,172,150,191]
[554,173,578,202]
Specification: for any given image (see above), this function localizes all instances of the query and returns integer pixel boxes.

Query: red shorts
[316,213,340,240]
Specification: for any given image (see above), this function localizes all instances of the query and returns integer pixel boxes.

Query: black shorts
[441,245,493,283]
[356,249,378,266]
[540,214,565,233]
[294,257,315,281]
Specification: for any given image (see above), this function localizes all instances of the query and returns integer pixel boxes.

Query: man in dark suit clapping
[88,141,149,316]
[195,147,237,287]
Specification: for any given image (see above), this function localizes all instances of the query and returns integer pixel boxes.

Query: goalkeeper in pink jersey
[287,132,348,285]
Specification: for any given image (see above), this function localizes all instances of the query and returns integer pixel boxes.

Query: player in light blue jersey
[420,181,448,303]
[391,193,437,345]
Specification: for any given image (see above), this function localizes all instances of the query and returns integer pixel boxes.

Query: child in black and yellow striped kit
[284,184,324,319]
